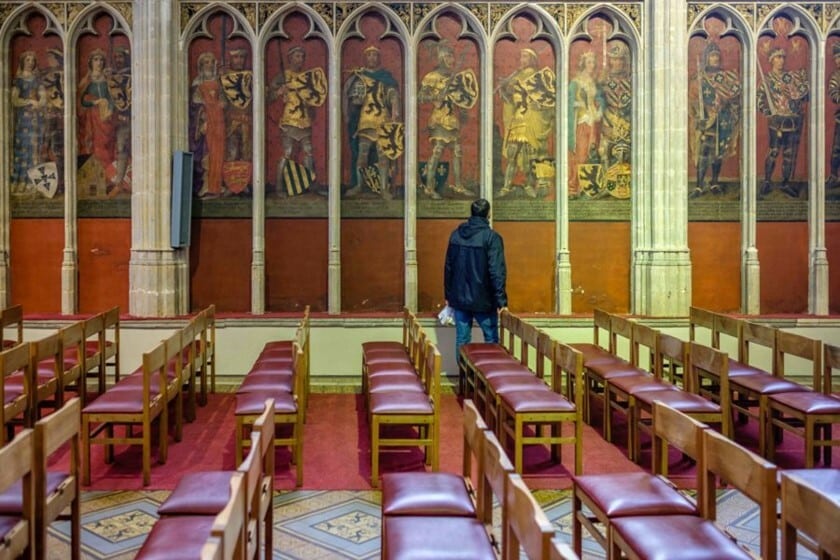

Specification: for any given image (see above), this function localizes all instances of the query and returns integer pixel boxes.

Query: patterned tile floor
[45,487,813,559]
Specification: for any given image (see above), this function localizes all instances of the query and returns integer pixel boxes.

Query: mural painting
[568,15,632,201]
[687,15,742,203]
[265,12,328,205]
[76,11,131,202]
[756,15,810,201]
[341,11,404,211]
[826,36,840,201]
[493,14,556,204]
[188,11,253,200]
[8,11,64,208]
[416,11,480,205]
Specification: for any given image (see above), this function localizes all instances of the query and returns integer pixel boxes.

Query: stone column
[404,51,418,312]
[327,44,342,314]
[810,38,829,314]
[632,0,692,316]
[128,0,185,316]
[251,49,266,314]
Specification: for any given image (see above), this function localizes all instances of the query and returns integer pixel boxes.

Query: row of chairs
[689,306,840,467]
[459,310,584,476]
[136,399,276,560]
[380,400,578,559]
[81,306,214,486]
[0,397,81,559]
[1,306,119,445]
[233,306,309,487]
[360,308,442,488]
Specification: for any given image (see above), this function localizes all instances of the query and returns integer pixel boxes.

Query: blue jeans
[454,308,499,360]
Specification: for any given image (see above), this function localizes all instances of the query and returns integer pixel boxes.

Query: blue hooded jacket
[444,216,508,313]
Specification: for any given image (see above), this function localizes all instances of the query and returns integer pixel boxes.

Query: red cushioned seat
[368,375,424,394]
[381,472,475,517]
[362,341,405,353]
[469,354,519,368]
[486,373,547,393]
[569,343,619,366]
[733,373,809,395]
[769,391,840,414]
[365,354,412,368]
[103,371,167,393]
[262,339,294,353]
[370,391,432,415]
[500,387,574,413]
[610,515,752,559]
[477,362,533,378]
[367,361,416,376]
[609,374,676,395]
[253,353,294,366]
[3,389,22,405]
[234,390,297,415]
[460,342,504,357]
[383,516,496,560]
[573,472,697,517]
[634,388,721,413]
[726,358,767,378]
[82,389,146,414]
[0,471,70,514]
[134,515,216,560]
[247,360,293,376]
[157,471,234,515]
[586,359,641,380]
[5,370,56,390]
[237,372,294,394]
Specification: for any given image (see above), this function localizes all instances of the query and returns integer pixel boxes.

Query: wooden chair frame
[0,428,34,560]
[780,470,840,559]
[1,305,23,350]
[461,309,517,400]
[58,321,86,407]
[504,473,555,560]
[2,343,31,445]
[28,333,62,420]
[82,312,107,395]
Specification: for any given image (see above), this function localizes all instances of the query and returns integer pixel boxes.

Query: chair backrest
[631,322,658,372]
[592,308,611,349]
[740,321,775,373]
[253,398,276,487]
[59,321,86,402]
[519,320,540,371]
[688,341,731,433]
[500,309,516,353]
[609,314,634,359]
[0,428,33,558]
[823,342,840,396]
[534,330,553,381]
[780,471,840,559]
[702,429,777,560]
[655,332,688,390]
[210,472,247,560]
[462,399,487,482]
[711,313,742,358]
[504,473,554,560]
[775,330,822,391]
[200,536,222,560]
[2,342,32,443]
[554,341,583,410]
[34,397,80,536]
[162,329,183,391]
[421,340,441,404]
[550,538,580,560]
[479,427,514,526]
[238,431,263,559]
[688,306,715,345]
[651,401,708,487]
[400,307,413,347]
[142,342,169,411]
[1,304,24,347]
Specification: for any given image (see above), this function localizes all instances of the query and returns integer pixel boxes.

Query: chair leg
[515,416,524,474]
[143,424,151,487]
[82,417,91,486]
[371,415,380,488]
[805,416,815,469]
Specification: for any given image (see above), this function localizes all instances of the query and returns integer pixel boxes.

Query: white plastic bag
[437,305,455,326]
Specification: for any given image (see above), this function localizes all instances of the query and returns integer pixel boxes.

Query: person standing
[190,51,226,197]
[757,46,809,198]
[10,50,44,194]
[108,46,132,197]
[568,50,605,198]
[444,198,508,360]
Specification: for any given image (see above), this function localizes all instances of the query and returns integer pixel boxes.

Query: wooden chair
[688,306,715,347]
[0,428,34,560]
[235,343,303,486]
[550,539,580,560]
[369,339,440,488]
[137,471,247,560]
[101,306,121,386]
[57,321,87,407]
[33,398,81,560]
[460,308,517,399]
[610,427,777,560]
[682,342,734,438]
[27,333,62,420]
[504,473,555,560]
[572,401,702,556]
[197,304,216,404]
[765,338,840,467]
[82,341,169,486]
[497,339,583,475]
[780,469,840,559]
[1,305,23,350]
[159,399,275,560]
[1,343,31,445]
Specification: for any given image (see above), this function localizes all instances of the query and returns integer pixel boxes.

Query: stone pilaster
[128,0,185,316]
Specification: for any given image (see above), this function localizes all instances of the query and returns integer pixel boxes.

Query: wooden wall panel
[265,219,328,312]
[494,222,555,312]
[417,220,458,313]
[10,219,63,313]
[569,222,630,313]
[341,220,404,312]
[757,222,808,314]
[78,219,130,314]
[190,219,252,312]
[688,222,741,312]
[827,222,840,314]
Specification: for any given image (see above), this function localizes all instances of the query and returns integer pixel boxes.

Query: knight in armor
[343,45,402,200]
[758,47,809,198]
[418,41,478,199]
[108,46,132,197]
[498,48,555,198]
[40,49,64,194]
[827,43,840,189]
[223,48,253,162]
[269,46,327,197]
[597,42,633,199]
[688,41,741,198]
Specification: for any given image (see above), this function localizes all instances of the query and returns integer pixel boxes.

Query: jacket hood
[457,216,490,239]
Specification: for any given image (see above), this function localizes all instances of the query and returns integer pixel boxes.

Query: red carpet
[51,392,837,492]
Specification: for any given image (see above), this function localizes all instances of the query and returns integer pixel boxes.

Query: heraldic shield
[221,70,253,109]
[282,161,314,197]
[447,69,478,109]
[29,162,59,198]
[292,68,327,107]
[524,67,557,108]
[377,122,404,160]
